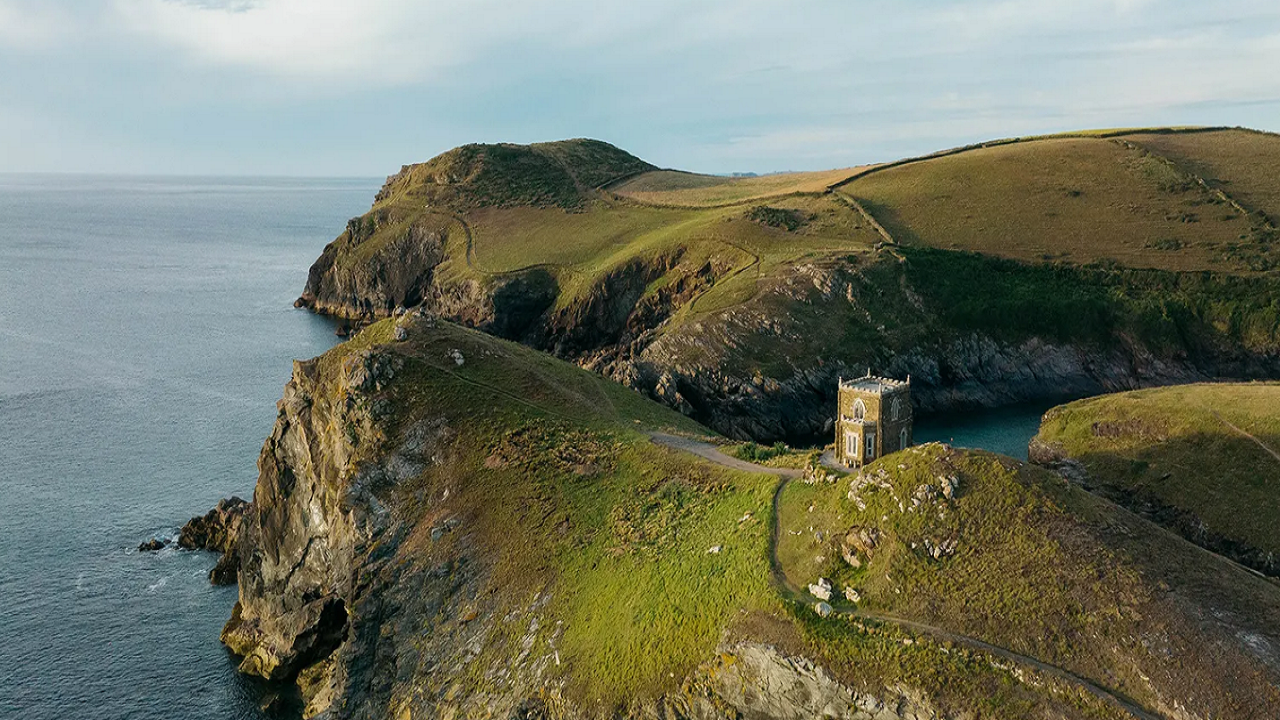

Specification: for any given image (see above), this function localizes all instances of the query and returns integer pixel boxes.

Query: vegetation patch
[747,205,812,231]
[613,167,858,207]
[1033,382,1280,575]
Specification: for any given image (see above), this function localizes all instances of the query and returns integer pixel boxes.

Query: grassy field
[840,136,1260,272]
[464,193,883,315]
[1123,129,1280,226]
[612,167,861,207]
[776,443,1280,718]
[1033,382,1280,574]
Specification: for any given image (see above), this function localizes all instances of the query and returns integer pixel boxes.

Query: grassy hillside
[311,130,1280,324]
[777,443,1280,719]
[374,138,655,211]
[1032,382,1280,575]
[1123,129,1280,227]
[244,315,1280,718]
[838,135,1265,272]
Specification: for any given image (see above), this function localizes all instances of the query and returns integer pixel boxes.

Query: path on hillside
[1213,411,1280,466]
[647,432,1165,720]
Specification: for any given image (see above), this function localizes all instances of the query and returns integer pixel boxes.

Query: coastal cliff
[218,316,981,718]
[221,316,1280,718]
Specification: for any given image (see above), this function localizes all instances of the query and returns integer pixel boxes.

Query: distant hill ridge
[374,138,655,210]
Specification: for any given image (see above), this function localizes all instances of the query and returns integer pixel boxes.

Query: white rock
[808,583,832,601]
[844,586,861,603]
[707,545,722,554]
[814,601,833,618]
[448,349,465,366]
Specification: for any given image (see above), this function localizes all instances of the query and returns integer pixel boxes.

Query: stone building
[835,372,913,467]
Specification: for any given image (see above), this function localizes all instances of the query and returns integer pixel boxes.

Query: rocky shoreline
[138,496,251,586]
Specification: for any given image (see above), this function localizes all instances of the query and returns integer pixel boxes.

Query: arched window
[852,399,866,421]
[900,428,909,451]
[890,397,902,421]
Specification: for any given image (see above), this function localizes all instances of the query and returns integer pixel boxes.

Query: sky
[1,0,1278,176]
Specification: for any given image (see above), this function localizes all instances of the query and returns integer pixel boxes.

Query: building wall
[836,383,912,467]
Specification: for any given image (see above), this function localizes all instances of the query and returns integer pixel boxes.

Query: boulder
[808,577,833,601]
[179,496,250,553]
[137,537,168,552]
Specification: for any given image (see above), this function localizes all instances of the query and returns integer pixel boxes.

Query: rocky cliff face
[608,255,1280,441]
[297,217,447,321]
[179,496,251,585]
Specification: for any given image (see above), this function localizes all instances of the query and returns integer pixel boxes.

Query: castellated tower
[835,372,913,467]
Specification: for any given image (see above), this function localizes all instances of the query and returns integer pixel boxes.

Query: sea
[0,174,1050,719]
[0,175,378,720]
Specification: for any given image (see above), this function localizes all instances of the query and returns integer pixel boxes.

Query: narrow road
[647,432,1165,720]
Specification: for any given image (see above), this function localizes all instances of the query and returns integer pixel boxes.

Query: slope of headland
[1030,382,1280,576]
[294,130,1280,443]
[220,315,1280,718]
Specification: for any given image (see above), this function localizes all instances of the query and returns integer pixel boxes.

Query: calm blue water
[914,402,1054,460]
[0,175,378,720]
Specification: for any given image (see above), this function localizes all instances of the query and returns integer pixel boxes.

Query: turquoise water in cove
[0,174,1053,719]
[914,402,1054,460]
[0,175,378,719]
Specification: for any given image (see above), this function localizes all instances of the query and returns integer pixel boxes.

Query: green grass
[1123,129,1280,226]
[326,319,782,705]
[1034,382,1280,573]
[552,442,777,698]
[612,167,860,207]
[375,138,654,211]
[463,193,882,317]
[776,442,1280,718]
[842,135,1259,272]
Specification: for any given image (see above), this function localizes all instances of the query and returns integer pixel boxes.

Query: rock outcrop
[689,643,955,720]
[178,496,251,585]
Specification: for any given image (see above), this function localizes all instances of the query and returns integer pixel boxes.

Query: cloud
[0,0,77,50]
[110,0,700,86]
[4,0,1280,173]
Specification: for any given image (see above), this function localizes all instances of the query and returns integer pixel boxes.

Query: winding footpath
[647,432,1165,720]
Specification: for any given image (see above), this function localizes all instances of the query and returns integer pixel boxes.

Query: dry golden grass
[841,137,1256,271]
[1123,129,1280,223]
[613,167,865,207]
